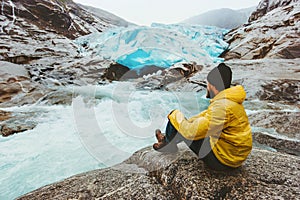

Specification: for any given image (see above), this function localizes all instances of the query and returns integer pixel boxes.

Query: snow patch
[8,0,16,23]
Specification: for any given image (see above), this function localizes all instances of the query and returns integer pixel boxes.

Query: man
[153,63,252,170]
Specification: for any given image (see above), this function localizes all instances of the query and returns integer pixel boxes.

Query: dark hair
[207,63,232,91]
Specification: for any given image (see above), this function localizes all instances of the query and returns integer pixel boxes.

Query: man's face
[206,82,215,99]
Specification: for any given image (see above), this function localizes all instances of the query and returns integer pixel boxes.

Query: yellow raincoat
[168,85,252,168]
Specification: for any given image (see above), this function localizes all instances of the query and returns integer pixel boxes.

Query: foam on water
[0,82,209,199]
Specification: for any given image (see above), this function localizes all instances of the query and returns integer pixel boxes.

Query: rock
[0,61,49,107]
[221,0,300,60]
[0,110,11,121]
[4,55,42,65]
[256,79,300,104]
[249,111,300,140]
[136,62,204,91]
[253,132,300,156]
[102,63,168,81]
[18,145,300,199]
[248,0,296,22]
[138,65,165,77]
[223,59,300,101]
[101,62,132,81]
[0,111,38,137]
[1,0,117,39]
[0,124,35,137]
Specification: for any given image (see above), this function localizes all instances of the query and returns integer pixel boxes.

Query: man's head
[206,63,232,98]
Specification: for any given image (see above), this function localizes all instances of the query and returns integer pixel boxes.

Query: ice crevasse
[75,23,229,69]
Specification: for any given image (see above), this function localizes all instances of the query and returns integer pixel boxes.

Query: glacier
[75,23,229,69]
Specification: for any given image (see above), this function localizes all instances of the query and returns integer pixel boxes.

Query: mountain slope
[183,7,255,29]
[221,0,300,60]
[0,0,119,39]
[77,3,135,27]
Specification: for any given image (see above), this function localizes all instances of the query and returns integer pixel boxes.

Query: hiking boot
[153,129,178,153]
[153,141,178,153]
[155,129,165,142]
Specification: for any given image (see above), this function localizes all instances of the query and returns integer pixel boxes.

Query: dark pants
[165,121,234,171]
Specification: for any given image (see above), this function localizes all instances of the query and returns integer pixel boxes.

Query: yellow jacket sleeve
[168,109,209,140]
[168,100,228,140]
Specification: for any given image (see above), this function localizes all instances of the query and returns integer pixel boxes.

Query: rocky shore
[18,144,300,199]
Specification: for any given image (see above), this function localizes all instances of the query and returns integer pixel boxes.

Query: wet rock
[18,145,300,199]
[222,0,300,60]
[249,111,300,140]
[101,63,166,81]
[138,65,165,77]
[36,89,74,105]
[136,62,204,91]
[0,124,35,137]
[0,111,38,137]
[253,132,300,156]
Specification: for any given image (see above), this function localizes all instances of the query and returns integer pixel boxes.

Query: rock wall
[221,0,300,60]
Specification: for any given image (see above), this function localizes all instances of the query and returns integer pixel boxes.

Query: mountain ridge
[182,6,256,29]
[77,3,135,27]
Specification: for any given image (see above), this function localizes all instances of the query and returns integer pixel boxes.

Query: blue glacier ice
[75,23,229,69]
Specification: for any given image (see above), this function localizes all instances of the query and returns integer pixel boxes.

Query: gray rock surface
[18,145,300,199]
[222,59,300,102]
[253,132,300,156]
[249,111,300,140]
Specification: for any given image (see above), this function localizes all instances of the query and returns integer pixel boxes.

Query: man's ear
[207,82,216,91]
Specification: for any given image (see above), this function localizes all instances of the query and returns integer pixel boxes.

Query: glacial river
[0,82,209,199]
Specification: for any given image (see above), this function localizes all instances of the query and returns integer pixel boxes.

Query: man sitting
[153,63,252,171]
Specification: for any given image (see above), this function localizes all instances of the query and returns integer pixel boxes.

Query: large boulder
[18,145,300,199]
[221,0,300,60]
